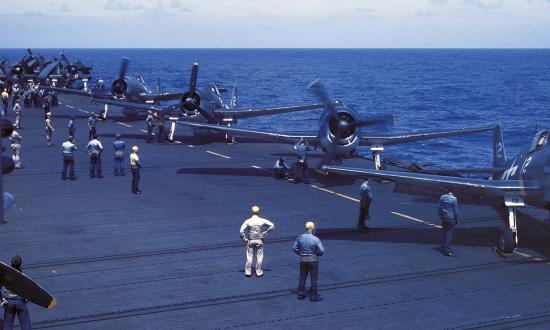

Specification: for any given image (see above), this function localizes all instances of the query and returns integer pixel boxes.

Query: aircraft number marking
[496,142,503,159]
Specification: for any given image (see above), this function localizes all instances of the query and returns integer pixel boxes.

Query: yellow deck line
[206,150,231,159]
[310,184,360,203]
[187,144,195,148]
[117,122,132,127]
[251,165,262,169]
[391,211,442,229]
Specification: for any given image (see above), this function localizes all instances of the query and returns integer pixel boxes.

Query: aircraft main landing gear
[498,196,523,254]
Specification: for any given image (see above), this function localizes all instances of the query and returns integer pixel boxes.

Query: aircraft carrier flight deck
[3,94,550,329]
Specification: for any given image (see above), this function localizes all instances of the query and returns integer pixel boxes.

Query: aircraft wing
[323,166,540,196]
[36,59,62,81]
[92,98,181,115]
[360,126,494,146]
[139,92,185,102]
[214,103,324,119]
[177,121,319,144]
[42,86,92,97]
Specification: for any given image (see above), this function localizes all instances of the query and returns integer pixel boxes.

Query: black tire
[499,227,515,253]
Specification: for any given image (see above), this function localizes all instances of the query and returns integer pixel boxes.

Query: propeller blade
[118,57,129,80]
[349,115,394,130]
[189,63,199,94]
[196,105,218,123]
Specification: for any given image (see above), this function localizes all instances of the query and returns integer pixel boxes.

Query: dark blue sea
[2,49,549,168]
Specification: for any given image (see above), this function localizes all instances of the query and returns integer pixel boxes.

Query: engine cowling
[111,79,128,99]
[180,92,200,117]
[320,110,360,157]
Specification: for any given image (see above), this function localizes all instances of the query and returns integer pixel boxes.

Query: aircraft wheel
[499,227,515,253]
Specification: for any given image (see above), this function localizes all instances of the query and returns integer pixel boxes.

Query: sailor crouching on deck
[239,206,275,277]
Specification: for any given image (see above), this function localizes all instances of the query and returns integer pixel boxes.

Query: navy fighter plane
[45,57,184,108]
[176,80,494,167]
[95,62,324,125]
[324,124,550,253]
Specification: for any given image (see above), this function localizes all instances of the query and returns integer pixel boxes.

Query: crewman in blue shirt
[113,133,126,176]
[68,116,75,138]
[273,157,290,179]
[1,256,32,330]
[86,137,104,178]
[358,178,373,231]
[87,113,97,141]
[145,110,156,143]
[61,136,77,180]
[293,221,325,302]
[439,190,459,257]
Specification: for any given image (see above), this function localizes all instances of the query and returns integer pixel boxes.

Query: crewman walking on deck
[45,112,54,146]
[1,88,9,115]
[113,133,126,176]
[61,136,77,180]
[68,116,75,138]
[86,137,104,178]
[156,112,165,143]
[357,178,373,232]
[130,146,142,194]
[1,255,32,330]
[41,98,50,119]
[87,113,97,141]
[439,190,459,257]
[145,110,156,143]
[13,102,21,129]
[239,206,275,278]
[293,221,324,302]
[9,129,22,169]
[11,83,20,107]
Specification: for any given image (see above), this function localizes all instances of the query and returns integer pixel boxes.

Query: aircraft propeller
[111,57,129,99]
[308,80,393,139]
[180,63,218,122]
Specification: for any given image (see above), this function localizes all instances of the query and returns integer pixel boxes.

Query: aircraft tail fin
[230,81,237,109]
[493,124,507,168]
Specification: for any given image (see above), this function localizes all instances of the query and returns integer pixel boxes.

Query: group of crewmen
[145,109,168,143]
[239,206,325,301]
[60,114,143,194]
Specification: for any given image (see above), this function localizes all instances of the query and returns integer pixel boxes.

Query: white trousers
[245,240,264,276]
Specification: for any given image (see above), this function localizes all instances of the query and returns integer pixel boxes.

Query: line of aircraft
[47,56,547,253]
[0,49,92,89]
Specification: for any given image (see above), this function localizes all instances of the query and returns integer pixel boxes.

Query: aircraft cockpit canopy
[528,130,549,153]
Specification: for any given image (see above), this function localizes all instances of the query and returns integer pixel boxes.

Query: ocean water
[2,49,549,168]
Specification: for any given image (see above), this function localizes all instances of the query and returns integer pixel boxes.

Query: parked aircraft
[324,124,550,253]
[176,80,494,167]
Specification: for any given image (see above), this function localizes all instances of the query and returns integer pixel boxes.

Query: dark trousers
[131,167,140,193]
[69,128,75,137]
[114,157,125,176]
[358,198,372,228]
[88,127,96,141]
[441,221,457,254]
[298,261,319,299]
[62,156,75,179]
[90,155,102,177]
[2,101,7,115]
[157,125,165,143]
[146,125,154,143]
[273,168,288,179]
[3,299,31,330]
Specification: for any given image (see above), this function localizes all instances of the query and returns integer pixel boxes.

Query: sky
[1,0,550,48]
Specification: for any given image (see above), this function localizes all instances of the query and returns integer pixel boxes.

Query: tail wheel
[498,227,515,253]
